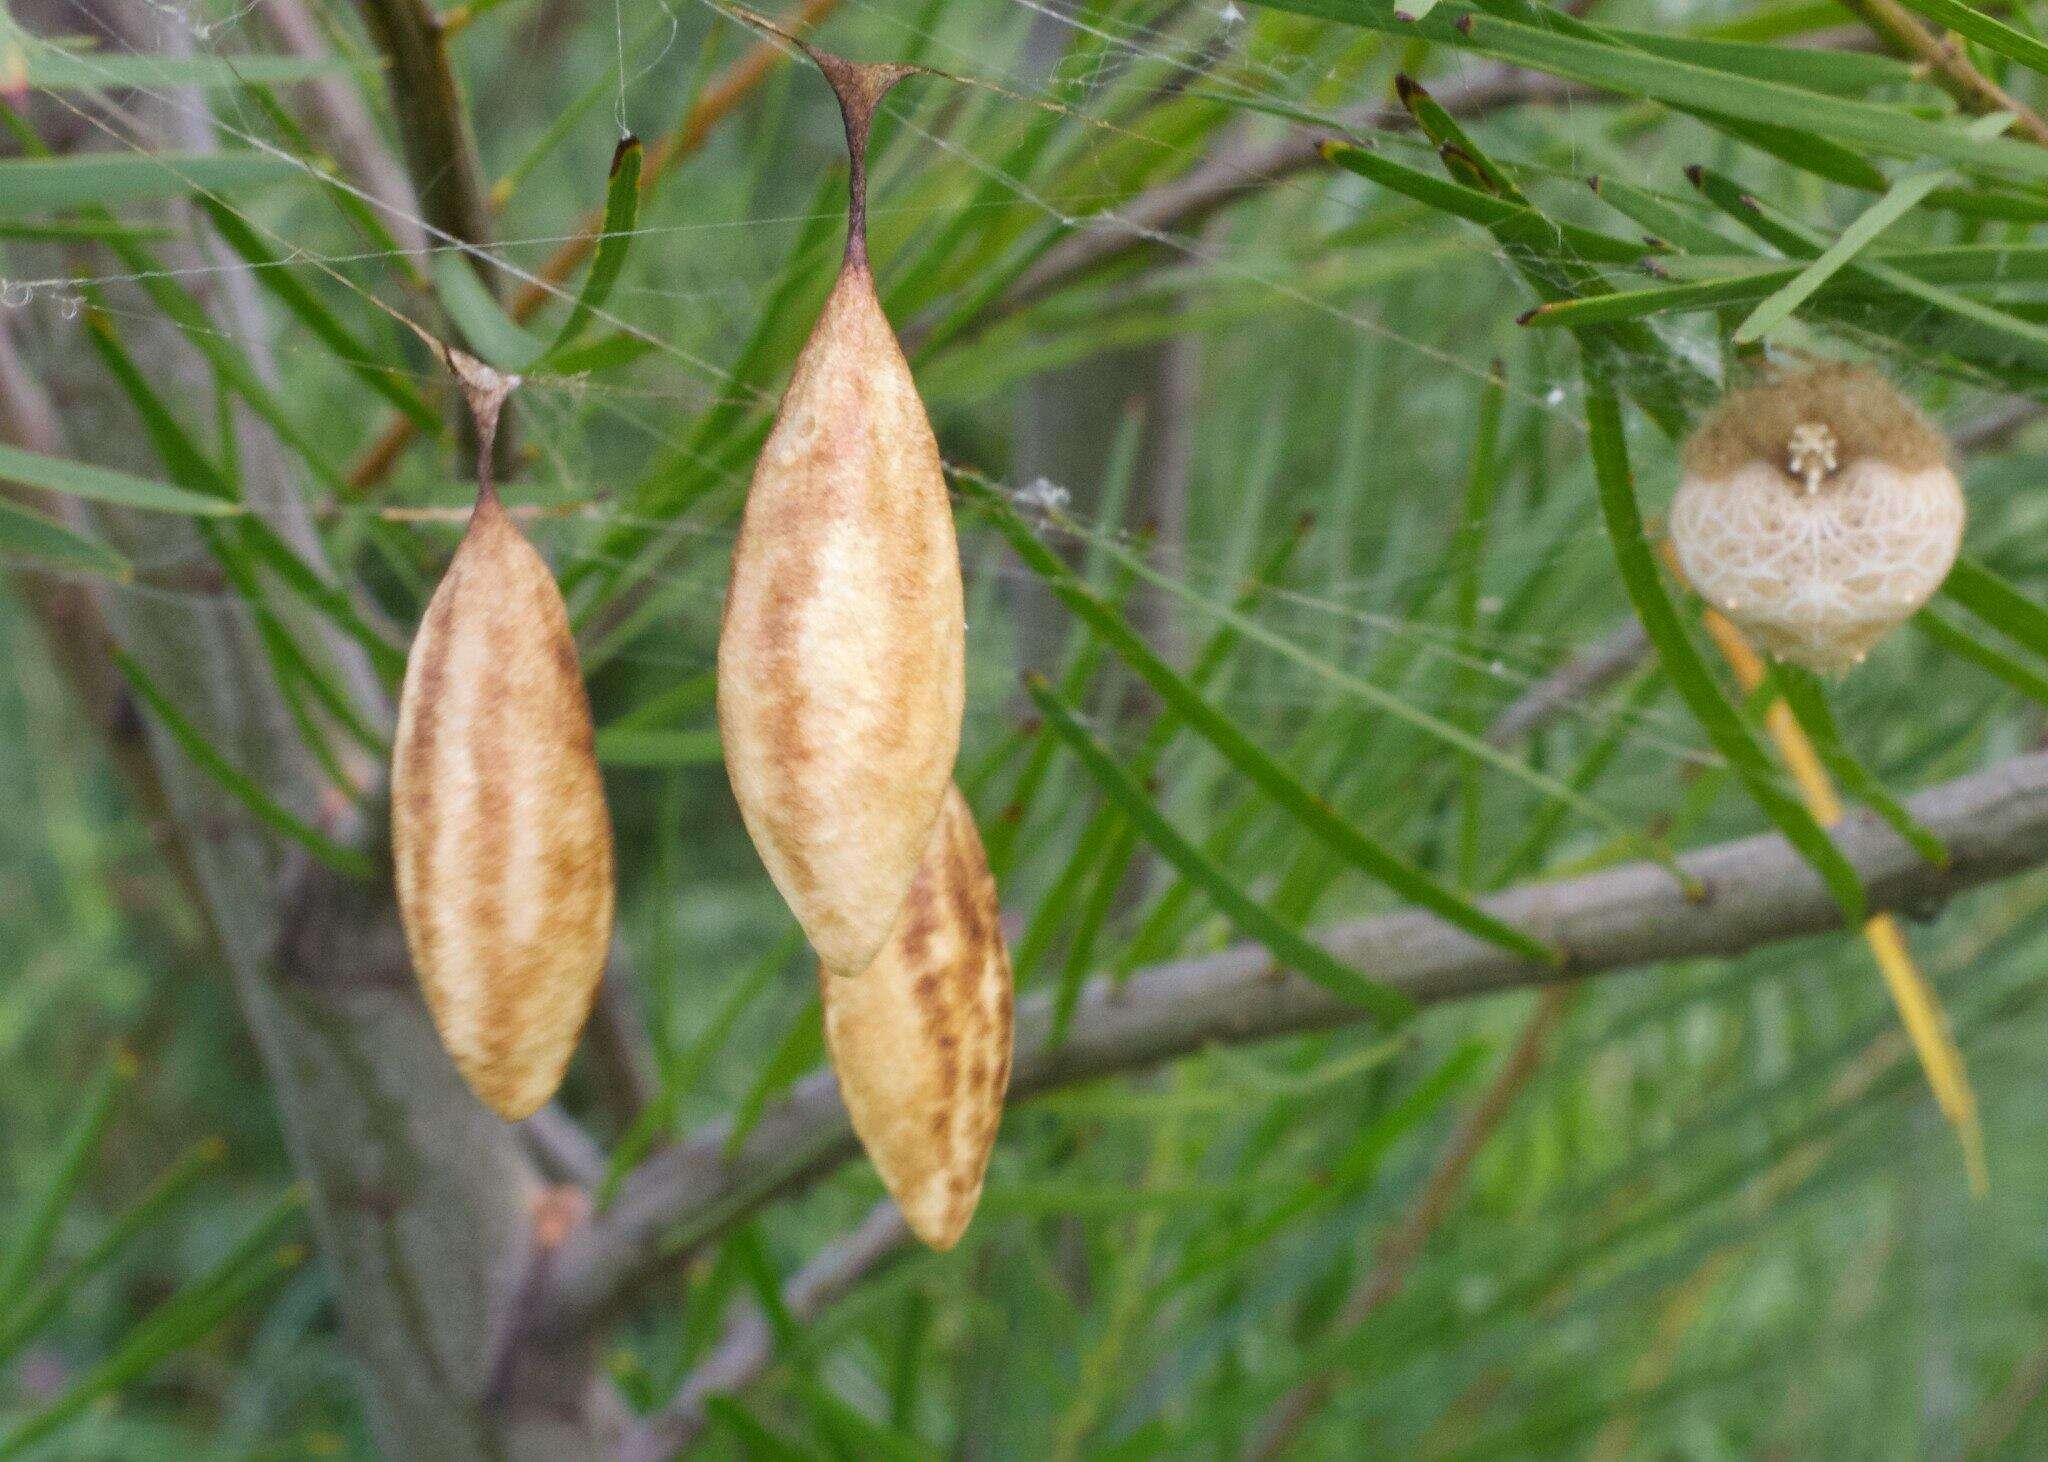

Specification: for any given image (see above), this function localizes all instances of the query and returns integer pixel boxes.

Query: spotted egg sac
[717,56,964,977]
[1668,364,1965,674]
[391,494,616,1121]
[821,785,1012,1251]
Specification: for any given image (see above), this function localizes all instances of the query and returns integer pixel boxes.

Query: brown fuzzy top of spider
[1681,364,1949,490]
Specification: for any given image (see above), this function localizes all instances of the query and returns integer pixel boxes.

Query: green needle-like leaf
[0,441,243,515]
[0,1052,130,1315]
[0,152,300,212]
[114,651,375,879]
[976,484,1557,965]
[0,499,131,579]
[1581,378,1863,921]
[1027,674,1415,1023]
[546,137,644,359]
[432,252,547,372]
[1941,556,2048,664]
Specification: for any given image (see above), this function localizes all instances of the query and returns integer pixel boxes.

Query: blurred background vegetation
[12,0,2048,1455]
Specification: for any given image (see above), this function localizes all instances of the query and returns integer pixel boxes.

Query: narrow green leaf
[594,727,722,767]
[725,995,825,1158]
[0,218,176,243]
[204,521,385,761]
[236,516,407,683]
[0,1053,129,1314]
[431,251,546,372]
[1452,368,1506,885]
[0,440,241,515]
[1941,556,2048,664]
[977,487,1556,965]
[1322,141,1652,265]
[728,1225,801,1352]
[546,137,644,359]
[0,152,299,211]
[545,329,658,377]
[1607,28,1915,95]
[703,1397,812,1459]
[1494,668,1664,885]
[0,499,130,579]
[1682,105,1889,191]
[1581,378,1863,920]
[198,199,437,430]
[1733,166,1953,343]
[1917,607,2048,706]
[1891,0,2048,77]
[1026,675,1414,1022]
[114,651,375,878]
[20,50,362,90]
[0,1138,224,1367]
[0,1192,303,1461]
[602,670,716,733]
[489,12,675,209]
[1588,174,1745,253]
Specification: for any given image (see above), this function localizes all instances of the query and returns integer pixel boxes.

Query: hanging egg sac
[391,492,616,1122]
[718,54,964,976]
[821,785,1013,1251]
[1667,364,1965,674]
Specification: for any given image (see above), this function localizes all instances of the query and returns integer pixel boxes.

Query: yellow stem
[1677,544,1986,1197]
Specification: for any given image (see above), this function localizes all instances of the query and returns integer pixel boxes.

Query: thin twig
[1485,620,1650,748]
[978,65,1590,327]
[586,960,663,1129]
[535,742,2048,1335]
[523,1106,608,1188]
[1839,0,2048,146]
[615,1201,913,1460]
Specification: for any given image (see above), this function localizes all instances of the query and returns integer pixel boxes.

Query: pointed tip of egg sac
[822,787,1012,1253]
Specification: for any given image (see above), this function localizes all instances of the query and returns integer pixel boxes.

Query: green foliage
[12,0,2048,1455]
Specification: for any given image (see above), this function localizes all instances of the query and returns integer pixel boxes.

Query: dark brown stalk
[808,53,918,269]
[443,347,518,506]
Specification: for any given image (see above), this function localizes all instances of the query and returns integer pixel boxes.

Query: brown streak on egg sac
[718,54,963,976]
[821,786,1012,1251]
[391,494,616,1121]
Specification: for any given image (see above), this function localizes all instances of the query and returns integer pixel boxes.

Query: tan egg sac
[718,255,965,976]
[391,495,615,1121]
[1669,365,1964,674]
[822,786,1012,1251]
